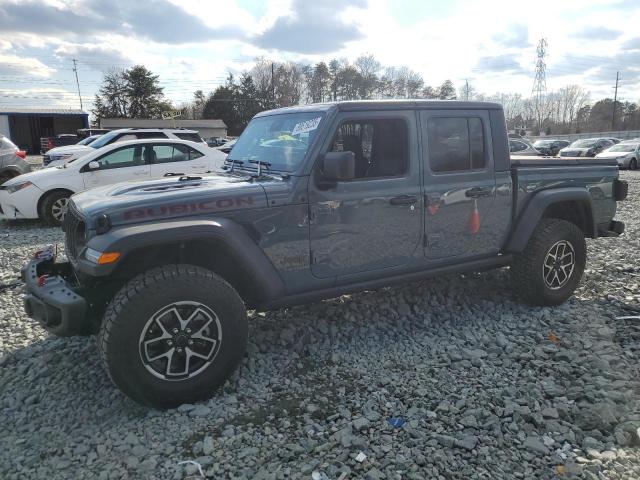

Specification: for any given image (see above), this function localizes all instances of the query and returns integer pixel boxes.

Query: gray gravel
[2,172,640,479]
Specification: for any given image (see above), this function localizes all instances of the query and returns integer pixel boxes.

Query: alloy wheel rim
[51,197,69,221]
[542,240,575,290]
[139,301,222,381]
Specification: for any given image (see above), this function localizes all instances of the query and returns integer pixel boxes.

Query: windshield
[77,135,99,146]
[88,131,120,149]
[571,139,596,148]
[227,112,324,172]
[609,143,637,152]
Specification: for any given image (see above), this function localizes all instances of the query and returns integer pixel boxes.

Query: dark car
[509,139,542,156]
[532,139,570,156]
[206,137,229,147]
[0,135,31,185]
[21,100,627,408]
[559,138,615,157]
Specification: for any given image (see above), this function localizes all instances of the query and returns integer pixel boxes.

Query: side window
[189,147,204,160]
[136,132,168,139]
[329,118,407,179]
[93,145,143,170]
[112,134,136,143]
[509,140,528,153]
[428,117,486,173]
[150,144,200,163]
[175,132,203,143]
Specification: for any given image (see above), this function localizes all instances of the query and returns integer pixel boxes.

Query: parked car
[606,138,622,144]
[596,141,640,169]
[509,139,542,156]
[40,134,80,154]
[18,100,628,407]
[0,138,225,225]
[43,135,103,166]
[77,128,110,138]
[532,139,570,156]
[206,137,229,147]
[216,138,236,154]
[43,128,207,167]
[0,135,31,185]
[559,138,614,157]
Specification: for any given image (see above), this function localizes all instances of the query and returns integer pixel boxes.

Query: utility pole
[271,62,275,107]
[464,79,470,101]
[612,71,619,131]
[72,59,83,111]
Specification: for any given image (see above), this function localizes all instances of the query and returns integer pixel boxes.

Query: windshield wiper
[249,159,271,176]
[223,158,243,173]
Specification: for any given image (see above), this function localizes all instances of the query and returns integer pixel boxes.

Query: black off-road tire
[97,264,247,408]
[511,218,586,306]
[40,190,71,226]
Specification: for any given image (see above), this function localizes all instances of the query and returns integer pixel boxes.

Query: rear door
[81,144,150,188]
[420,110,502,259]
[148,143,209,178]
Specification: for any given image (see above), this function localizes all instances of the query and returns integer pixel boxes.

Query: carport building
[100,118,227,140]
[0,108,89,154]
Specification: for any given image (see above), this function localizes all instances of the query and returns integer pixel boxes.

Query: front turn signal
[97,252,121,264]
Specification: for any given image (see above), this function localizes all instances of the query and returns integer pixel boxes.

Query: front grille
[62,202,86,263]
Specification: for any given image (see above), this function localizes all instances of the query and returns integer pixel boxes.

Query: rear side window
[151,144,203,163]
[509,140,528,153]
[136,132,168,139]
[175,132,203,143]
[427,117,486,173]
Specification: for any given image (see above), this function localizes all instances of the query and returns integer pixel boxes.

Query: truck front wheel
[97,264,247,408]
[511,218,586,306]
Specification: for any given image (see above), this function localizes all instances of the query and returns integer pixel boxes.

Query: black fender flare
[504,188,595,253]
[79,218,285,302]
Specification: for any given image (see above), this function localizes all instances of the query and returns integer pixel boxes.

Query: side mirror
[88,161,100,170]
[321,151,355,182]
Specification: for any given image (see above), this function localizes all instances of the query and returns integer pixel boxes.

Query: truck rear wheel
[511,218,586,306]
[97,264,247,408]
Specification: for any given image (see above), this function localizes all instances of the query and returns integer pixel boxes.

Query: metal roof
[0,108,87,115]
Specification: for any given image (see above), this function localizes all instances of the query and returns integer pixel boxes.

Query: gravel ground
[1,172,640,480]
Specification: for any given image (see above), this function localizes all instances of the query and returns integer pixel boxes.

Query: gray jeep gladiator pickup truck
[21,100,628,407]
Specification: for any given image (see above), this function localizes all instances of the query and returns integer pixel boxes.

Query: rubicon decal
[123,196,257,220]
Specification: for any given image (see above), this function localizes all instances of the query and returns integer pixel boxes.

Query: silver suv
[0,135,31,184]
[43,128,206,167]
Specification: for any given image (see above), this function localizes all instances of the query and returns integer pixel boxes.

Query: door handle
[389,195,418,206]
[465,187,492,198]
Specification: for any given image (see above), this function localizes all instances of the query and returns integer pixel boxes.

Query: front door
[308,111,422,279]
[420,110,501,259]
[82,144,150,189]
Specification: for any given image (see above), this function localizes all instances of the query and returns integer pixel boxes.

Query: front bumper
[21,245,89,336]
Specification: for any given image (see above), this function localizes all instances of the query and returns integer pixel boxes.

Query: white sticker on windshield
[291,117,321,136]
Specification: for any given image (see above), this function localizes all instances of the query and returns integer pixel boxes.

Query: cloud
[0,0,242,44]
[54,44,133,71]
[253,0,367,54]
[475,55,526,74]
[0,54,56,77]
[624,36,640,50]
[572,27,621,40]
[493,24,530,48]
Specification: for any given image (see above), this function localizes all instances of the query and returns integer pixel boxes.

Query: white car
[0,138,225,225]
[43,128,207,167]
[595,141,640,170]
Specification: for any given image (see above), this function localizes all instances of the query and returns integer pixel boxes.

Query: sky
[0,0,639,113]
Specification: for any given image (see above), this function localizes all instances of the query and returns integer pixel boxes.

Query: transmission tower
[531,38,548,131]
